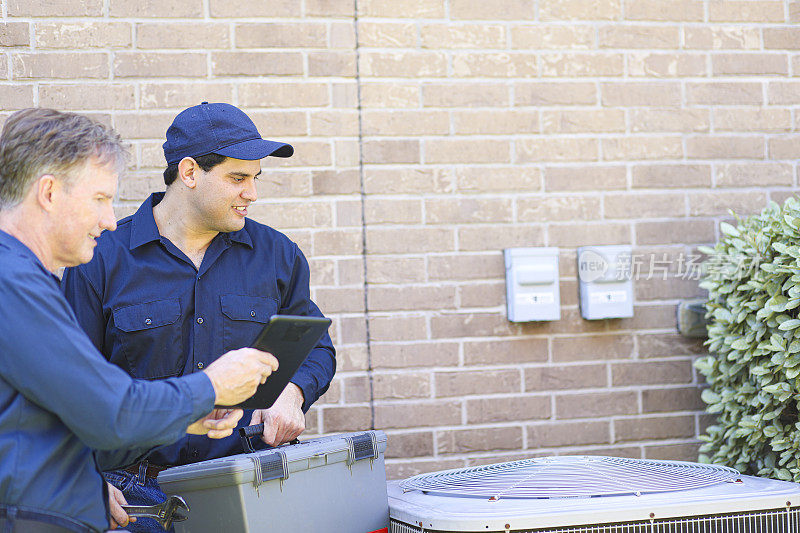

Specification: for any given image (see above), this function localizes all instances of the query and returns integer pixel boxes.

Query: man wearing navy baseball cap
[62,102,336,532]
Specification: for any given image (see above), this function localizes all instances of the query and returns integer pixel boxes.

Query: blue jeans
[104,470,173,533]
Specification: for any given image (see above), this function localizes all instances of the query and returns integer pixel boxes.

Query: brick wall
[2,0,798,479]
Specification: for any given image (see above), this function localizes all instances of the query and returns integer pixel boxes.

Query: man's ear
[177,157,200,189]
[35,174,59,212]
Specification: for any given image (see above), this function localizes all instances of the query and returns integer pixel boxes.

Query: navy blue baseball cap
[163,102,293,165]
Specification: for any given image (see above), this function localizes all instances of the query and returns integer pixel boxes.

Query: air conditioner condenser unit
[388,455,800,532]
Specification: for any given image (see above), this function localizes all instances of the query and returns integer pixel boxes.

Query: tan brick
[467,396,550,423]
[541,0,621,20]
[639,334,706,359]
[630,109,709,133]
[642,386,704,413]
[552,334,634,363]
[364,168,450,194]
[448,167,542,193]
[624,0,704,21]
[616,415,695,442]
[423,82,508,107]
[428,254,504,281]
[708,1,785,22]
[686,82,763,105]
[450,0,535,20]
[463,338,548,365]
[362,140,420,164]
[246,111,307,137]
[768,82,800,104]
[208,0,295,17]
[312,228,362,255]
[518,195,601,222]
[369,285,457,311]
[458,280,506,308]
[135,23,229,50]
[0,23,28,48]
[111,0,201,16]
[366,257,427,284]
[343,375,370,403]
[687,136,764,160]
[308,51,357,77]
[376,401,461,429]
[458,225,545,252]
[684,27,761,50]
[601,82,680,106]
[436,369,521,397]
[360,51,447,78]
[115,52,206,78]
[367,227,454,254]
[612,361,693,386]
[235,23,325,48]
[421,24,506,49]
[628,53,707,77]
[717,162,793,187]
[359,22,416,48]
[321,406,372,433]
[360,0,445,17]
[451,110,538,135]
[430,312,519,339]
[635,275,706,300]
[425,139,510,164]
[549,223,631,247]
[603,137,682,161]
[385,431,434,458]
[310,170,357,196]
[517,138,598,163]
[764,28,800,50]
[525,364,607,391]
[599,25,679,49]
[542,53,624,77]
[636,219,715,245]
[438,427,523,454]
[544,166,626,192]
[713,53,788,76]
[515,82,597,106]
[645,443,701,462]
[605,193,686,219]
[688,191,768,217]
[12,53,108,80]
[372,342,460,369]
[211,52,302,77]
[528,421,610,447]
[632,164,710,188]
[0,85,34,111]
[373,373,431,400]
[360,82,420,108]
[111,113,175,140]
[311,286,365,314]
[792,1,800,22]
[617,303,676,331]
[239,83,328,109]
[369,315,428,342]
[272,140,331,167]
[140,83,233,109]
[305,0,354,16]
[769,137,800,159]
[512,25,593,49]
[34,22,129,49]
[385,459,466,480]
[364,199,422,225]
[428,198,513,224]
[9,0,102,16]
[556,391,638,419]
[452,52,538,78]
[542,110,624,134]
[329,22,356,49]
[309,110,357,137]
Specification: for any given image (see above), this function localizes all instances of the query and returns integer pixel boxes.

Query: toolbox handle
[238,423,300,454]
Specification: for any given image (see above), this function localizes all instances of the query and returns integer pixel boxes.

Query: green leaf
[779,319,800,331]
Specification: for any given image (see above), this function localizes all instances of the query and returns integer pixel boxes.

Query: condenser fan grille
[399,456,741,500]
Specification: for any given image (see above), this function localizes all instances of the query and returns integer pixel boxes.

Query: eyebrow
[228,171,261,178]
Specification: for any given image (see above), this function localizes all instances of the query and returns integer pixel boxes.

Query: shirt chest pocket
[220,294,278,353]
[111,298,183,380]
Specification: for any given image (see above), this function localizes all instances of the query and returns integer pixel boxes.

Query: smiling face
[190,157,261,234]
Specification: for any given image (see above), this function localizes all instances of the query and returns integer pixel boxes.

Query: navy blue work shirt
[0,230,215,532]
[62,192,336,466]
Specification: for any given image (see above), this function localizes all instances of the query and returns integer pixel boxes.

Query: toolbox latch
[346,432,378,465]
[253,451,289,488]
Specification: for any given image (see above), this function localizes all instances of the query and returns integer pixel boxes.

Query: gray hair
[0,108,129,210]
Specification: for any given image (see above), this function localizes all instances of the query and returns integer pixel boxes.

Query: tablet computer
[223,315,331,410]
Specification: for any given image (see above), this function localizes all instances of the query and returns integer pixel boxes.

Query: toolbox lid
[158,431,386,492]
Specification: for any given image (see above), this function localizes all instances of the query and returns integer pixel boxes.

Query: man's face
[192,157,260,233]
[50,156,118,268]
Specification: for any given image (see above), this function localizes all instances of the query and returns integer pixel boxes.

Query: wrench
[122,495,190,530]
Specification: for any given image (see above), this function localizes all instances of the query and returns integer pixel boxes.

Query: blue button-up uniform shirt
[0,230,215,532]
[62,192,336,466]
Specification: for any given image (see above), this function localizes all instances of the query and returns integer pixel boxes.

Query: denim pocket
[104,470,136,492]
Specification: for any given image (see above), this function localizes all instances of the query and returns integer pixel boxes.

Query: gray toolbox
[158,430,389,533]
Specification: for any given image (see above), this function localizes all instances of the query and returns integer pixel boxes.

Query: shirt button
[196,362,204,369]
[250,310,256,317]
[144,318,152,325]
[196,317,204,324]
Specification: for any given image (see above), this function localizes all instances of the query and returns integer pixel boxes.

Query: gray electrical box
[577,245,634,320]
[504,247,560,322]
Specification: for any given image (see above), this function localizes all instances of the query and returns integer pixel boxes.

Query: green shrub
[696,197,800,482]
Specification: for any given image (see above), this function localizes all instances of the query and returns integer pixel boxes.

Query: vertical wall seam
[352,0,375,430]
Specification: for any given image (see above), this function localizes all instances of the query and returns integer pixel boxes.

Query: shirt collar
[0,229,60,281]
[129,192,253,250]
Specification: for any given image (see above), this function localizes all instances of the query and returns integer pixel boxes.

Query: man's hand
[249,383,306,446]
[187,408,243,438]
[107,482,135,529]
[203,347,278,406]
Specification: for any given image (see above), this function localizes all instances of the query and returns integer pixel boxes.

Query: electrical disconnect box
[577,245,634,320]
[504,247,560,322]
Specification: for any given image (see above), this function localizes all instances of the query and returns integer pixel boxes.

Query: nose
[101,202,117,232]
[241,178,257,202]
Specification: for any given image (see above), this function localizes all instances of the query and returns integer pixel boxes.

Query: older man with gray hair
[0,108,278,532]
